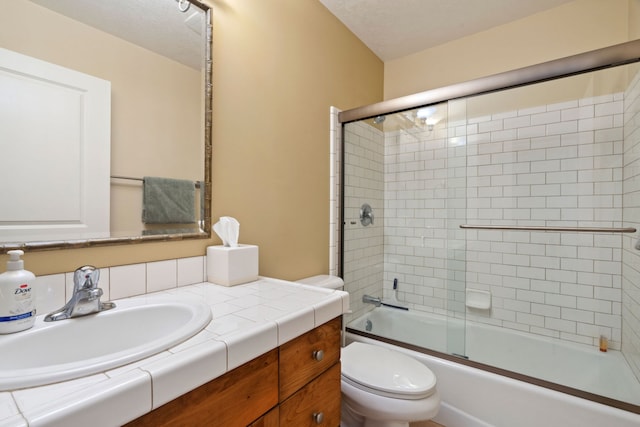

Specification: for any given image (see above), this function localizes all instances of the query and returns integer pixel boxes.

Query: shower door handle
[360,203,374,226]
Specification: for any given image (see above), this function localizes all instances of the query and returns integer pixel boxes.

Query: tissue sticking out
[213,217,240,247]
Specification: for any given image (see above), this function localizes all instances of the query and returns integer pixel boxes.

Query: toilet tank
[295,275,344,290]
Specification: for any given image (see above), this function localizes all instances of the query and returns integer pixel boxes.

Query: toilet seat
[341,342,436,400]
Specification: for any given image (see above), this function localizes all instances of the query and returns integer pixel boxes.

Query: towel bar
[111,175,201,188]
[459,224,636,233]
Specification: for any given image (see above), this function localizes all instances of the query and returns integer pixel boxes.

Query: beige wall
[209,0,383,280]
[384,0,634,100]
[630,0,640,39]
[0,0,383,278]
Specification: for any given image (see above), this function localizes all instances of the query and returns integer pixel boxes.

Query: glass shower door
[444,98,467,358]
[341,100,468,359]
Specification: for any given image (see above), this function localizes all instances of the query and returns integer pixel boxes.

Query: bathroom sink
[0,294,212,390]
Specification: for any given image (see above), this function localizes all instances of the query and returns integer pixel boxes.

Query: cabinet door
[280,363,341,427]
[279,317,341,400]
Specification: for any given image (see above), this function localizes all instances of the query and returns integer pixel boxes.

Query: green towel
[142,176,196,224]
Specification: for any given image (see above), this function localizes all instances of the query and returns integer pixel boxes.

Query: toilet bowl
[340,342,440,427]
[295,276,440,427]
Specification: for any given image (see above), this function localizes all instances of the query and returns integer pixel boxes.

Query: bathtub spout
[362,294,382,307]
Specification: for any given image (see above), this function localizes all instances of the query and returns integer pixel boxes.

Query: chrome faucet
[44,266,115,322]
[362,294,381,307]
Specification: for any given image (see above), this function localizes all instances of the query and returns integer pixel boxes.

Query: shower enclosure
[337,40,640,413]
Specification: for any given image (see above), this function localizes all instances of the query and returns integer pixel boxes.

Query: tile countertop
[0,277,350,427]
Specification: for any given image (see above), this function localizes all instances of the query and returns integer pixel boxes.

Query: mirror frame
[0,0,212,254]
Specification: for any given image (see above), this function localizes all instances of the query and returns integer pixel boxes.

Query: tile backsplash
[35,256,206,315]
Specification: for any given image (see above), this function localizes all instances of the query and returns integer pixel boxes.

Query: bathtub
[346,307,640,427]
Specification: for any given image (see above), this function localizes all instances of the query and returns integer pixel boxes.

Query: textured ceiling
[28,0,205,69]
[319,0,575,61]
[27,0,576,67]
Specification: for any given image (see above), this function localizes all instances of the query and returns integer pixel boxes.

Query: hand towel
[142,176,196,224]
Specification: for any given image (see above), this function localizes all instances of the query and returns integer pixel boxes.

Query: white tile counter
[0,278,349,427]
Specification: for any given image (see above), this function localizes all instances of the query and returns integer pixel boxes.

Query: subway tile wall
[383,101,468,323]
[340,78,640,359]
[384,94,626,350]
[329,107,341,277]
[461,94,624,350]
[623,69,640,381]
[342,120,385,321]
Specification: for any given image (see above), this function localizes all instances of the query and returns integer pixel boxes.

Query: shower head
[373,115,386,124]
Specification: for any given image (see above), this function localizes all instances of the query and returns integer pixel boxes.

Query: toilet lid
[342,342,436,399]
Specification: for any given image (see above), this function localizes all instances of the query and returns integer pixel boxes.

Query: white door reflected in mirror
[0,48,110,242]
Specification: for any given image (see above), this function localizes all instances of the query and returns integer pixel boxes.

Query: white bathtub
[346,307,640,427]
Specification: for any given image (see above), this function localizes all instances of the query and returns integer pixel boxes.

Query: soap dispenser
[0,250,36,334]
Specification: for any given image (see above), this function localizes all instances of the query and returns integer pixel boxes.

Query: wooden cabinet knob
[312,349,324,361]
[313,412,324,424]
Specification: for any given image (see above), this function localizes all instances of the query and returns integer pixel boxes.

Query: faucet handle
[74,265,100,290]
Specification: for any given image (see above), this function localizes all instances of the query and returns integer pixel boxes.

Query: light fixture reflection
[176,0,190,12]
[416,107,439,130]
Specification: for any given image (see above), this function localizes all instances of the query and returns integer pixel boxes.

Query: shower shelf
[459,225,636,233]
[466,289,491,310]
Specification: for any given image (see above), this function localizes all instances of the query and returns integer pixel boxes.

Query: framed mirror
[0,0,212,253]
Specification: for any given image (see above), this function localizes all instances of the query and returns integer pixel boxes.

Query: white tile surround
[337,67,640,382]
[3,270,349,426]
[329,106,341,277]
[623,69,640,383]
[341,118,385,322]
[451,92,626,350]
[35,256,207,316]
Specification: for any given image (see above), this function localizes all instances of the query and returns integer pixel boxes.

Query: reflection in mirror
[0,0,212,252]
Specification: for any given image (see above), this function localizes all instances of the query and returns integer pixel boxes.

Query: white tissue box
[207,245,259,286]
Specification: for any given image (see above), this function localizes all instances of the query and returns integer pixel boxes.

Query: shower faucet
[362,294,382,307]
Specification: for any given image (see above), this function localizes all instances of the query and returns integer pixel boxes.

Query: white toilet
[340,342,440,427]
[296,275,441,427]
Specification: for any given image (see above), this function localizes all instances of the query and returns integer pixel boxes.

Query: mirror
[0,0,212,252]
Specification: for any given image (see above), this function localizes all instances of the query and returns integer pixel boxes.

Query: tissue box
[207,245,258,286]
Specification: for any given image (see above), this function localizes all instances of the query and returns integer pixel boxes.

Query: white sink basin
[0,293,212,390]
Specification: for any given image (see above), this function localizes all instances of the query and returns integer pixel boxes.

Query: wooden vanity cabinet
[279,363,341,426]
[124,349,279,427]
[279,316,341,426]
[125,316,342,427]
[248,407,279,427]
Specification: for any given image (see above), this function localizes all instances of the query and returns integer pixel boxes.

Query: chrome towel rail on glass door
[459,224,637,233]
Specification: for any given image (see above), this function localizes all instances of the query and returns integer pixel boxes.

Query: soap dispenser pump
[0,250,36,334]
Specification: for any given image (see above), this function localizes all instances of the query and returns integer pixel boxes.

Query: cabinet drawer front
[280,363,341,427]
[279,317,341,400]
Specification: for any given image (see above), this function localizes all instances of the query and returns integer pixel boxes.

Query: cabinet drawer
[280,362,341,427]
[279,317,341,400]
